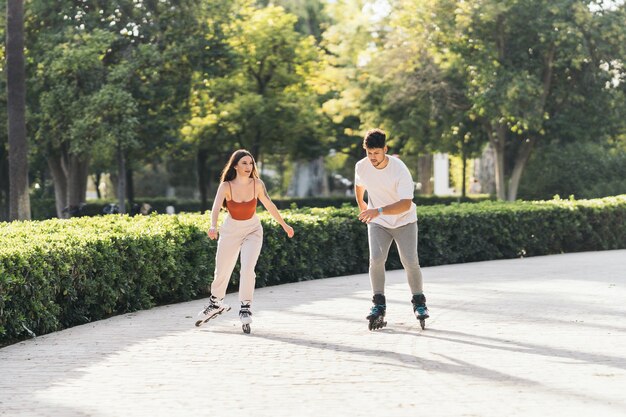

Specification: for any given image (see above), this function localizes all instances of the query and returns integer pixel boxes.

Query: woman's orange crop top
[226,181,257,220]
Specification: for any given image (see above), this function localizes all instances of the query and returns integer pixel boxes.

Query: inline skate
[239,302,253,334]
[411,293,429,330]
[195,295,231,327]
[366,294,387,331]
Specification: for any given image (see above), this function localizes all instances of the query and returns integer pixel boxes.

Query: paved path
[1,250,625,417]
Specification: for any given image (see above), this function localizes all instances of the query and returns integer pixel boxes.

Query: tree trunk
[79,161,88,205]
[504,45,553,202]
[67,154,88,216]
[417,154,433,194]
[197,148,208,212]
[489,15,508,201]
[486,122,507,200]
[461,152,467,197]
[48,154,68,218]
[7,0,30,221]
[126,167,134,209]
[252,130,262,162]
[117,144,126,214]
[48,151,88,218]
[0,145,9,221]
[93,173,102,199]
[507,138,535,201]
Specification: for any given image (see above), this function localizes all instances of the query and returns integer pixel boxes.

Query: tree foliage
[181,2,327,163]
[1,0,625,221]
[23,0,204,215]
[360,0,626,200]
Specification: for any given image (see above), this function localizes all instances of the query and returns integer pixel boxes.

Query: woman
[196,149,294,333]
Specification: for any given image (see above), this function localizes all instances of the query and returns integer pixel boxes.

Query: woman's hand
[283,224,295,238]
[207,227,218,240]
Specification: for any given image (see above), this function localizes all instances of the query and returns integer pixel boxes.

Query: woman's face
[234,155,254,177]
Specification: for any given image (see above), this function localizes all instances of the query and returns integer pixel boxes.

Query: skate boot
[195,295,231,327]
[366,294,387,331]
[411,293,429,330]
[239,302,253,334]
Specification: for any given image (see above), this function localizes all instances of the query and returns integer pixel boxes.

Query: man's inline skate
[195,295,231,327]
[239,302,252,334]
[366,294,387,331]
[411,293,429,330]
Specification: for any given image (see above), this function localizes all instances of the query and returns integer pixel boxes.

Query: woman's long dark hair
[219,149,259,208]
[220,149,259,182]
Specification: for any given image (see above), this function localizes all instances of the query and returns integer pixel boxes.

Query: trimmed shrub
[30,195,491,220]
[2,195,625,345]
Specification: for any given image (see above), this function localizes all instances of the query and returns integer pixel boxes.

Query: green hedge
[2,195,625,345]
[30,194,491,220]
[0,215,213,344]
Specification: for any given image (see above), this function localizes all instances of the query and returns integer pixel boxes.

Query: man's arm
[355,184,368,212]
[357,198,412,223]
[375,199,413,215]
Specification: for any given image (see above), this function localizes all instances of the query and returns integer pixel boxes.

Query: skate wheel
[419,319,425,330]
[369,318,386,330]
[242,324,251,334]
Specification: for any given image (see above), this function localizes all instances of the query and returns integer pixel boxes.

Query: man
[354,128,429,330]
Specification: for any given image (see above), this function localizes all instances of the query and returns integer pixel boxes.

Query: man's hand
[358,208,380,223]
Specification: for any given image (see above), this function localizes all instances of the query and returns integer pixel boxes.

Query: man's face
[366,146,387,168]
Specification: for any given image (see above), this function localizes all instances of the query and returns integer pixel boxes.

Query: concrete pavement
[1,250,625,417]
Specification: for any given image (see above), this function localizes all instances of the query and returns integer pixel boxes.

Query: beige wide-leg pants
[210,214,263,302]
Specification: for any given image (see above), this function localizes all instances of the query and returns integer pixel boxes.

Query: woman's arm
[256,179,294,238]
[208,182,228,240]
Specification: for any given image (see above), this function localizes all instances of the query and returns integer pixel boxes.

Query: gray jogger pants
[367,221,423,295]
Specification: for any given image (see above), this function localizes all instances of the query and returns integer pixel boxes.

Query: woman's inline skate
[239,302,252,334]
[195,295,231,327]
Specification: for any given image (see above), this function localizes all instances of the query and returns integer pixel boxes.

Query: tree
[6,0,30,220]
[224,3,325,161]
[367,0,626,200]
[0,2,9,220]
[315,0,383,177]
[176,0,243,210]
[518,140,626,200]
[436,0,625,200]
[181,1,327,201]
[262,0,331,41]
[33,29,119,217]
[26,1,203,215]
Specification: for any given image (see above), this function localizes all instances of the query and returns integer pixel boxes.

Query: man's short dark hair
[363,129,386,149]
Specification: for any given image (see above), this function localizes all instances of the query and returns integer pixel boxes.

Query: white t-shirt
[354,155,417,229]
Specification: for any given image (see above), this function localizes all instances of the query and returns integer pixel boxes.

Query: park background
[1,0,626,345]
[1,0,625,219]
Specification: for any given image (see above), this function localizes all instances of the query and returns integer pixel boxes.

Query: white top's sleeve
[396,164,415,200]
[354,163,363,187]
